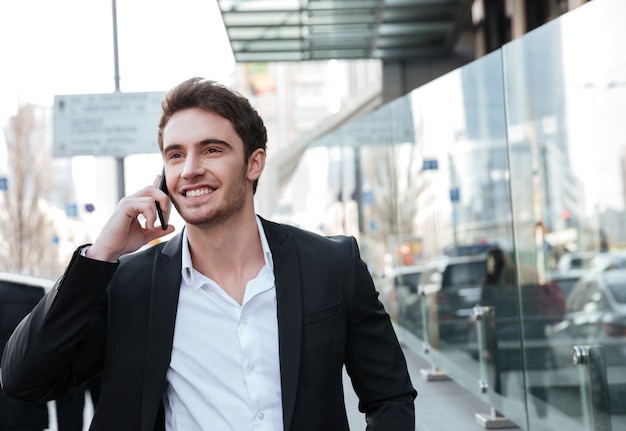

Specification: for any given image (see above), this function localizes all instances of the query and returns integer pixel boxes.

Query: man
[0,273,49,431]
[1,77,417,430]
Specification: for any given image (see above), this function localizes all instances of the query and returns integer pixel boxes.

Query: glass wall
[272,0,626,429]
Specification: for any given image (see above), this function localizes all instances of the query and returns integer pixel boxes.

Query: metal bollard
[473,305,493,394]
[572,345,612,431]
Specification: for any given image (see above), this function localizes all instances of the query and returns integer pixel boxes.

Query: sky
[0,0,237,238]
[0,0,236,127]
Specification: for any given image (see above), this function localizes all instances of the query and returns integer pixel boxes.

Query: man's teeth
[186,188,211,197]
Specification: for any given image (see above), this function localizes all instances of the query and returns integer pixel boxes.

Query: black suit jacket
[1,218,416,430]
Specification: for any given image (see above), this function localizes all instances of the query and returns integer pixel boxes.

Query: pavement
[45,345,494,431]
[344,345,498,431]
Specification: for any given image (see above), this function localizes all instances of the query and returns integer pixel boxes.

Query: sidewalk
[344,346,495,431]
[46,345,492,431]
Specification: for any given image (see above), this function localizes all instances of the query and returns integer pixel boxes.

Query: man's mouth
[185,187,212,197]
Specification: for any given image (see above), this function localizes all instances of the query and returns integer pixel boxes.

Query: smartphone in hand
[156,168,168,230]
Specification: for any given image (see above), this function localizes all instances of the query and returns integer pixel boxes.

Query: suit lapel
[262,218,303,431]
[141,233,184,430]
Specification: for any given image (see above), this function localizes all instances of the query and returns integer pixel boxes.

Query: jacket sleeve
[343,237,417,430]
[0,247,119,403]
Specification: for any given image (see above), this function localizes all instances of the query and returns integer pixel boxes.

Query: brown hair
[483,247,516,285]
[158,77,267,193]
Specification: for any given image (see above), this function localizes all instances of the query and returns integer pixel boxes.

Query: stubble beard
[170,169,248,230]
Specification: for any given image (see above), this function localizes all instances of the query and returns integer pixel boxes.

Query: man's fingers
[144,224,176,245]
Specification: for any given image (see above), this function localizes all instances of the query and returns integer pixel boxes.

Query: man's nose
[182,153,203,178]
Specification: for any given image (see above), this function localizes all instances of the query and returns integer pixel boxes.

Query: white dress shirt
[164,217,283,431]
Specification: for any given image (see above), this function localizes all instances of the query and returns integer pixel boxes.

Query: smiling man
[1,77,417,431]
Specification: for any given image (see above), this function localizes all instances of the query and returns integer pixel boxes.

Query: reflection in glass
[273,0,626,429]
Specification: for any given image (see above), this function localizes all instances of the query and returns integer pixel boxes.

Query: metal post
[419,286,449,381]
[474,306,518,429]
[420,285,430,351]
[473,305,490,394]
[354,146,364,235]
[573,345,612,431]
[112,0,120,93]
[112,0,125,200]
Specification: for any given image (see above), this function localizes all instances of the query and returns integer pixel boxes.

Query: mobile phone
[156,168,168,230]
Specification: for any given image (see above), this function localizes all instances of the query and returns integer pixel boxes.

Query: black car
[401,254,486,344]
[0,272,53,430]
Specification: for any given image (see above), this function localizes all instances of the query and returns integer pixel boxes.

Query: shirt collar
[181,216,273,287]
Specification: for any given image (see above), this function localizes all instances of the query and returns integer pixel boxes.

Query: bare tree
[359,104,425,267]
[364,144,420,238]
[0,104,59,277]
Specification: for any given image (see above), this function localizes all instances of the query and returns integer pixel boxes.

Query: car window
[419,267,443,292]
[606,277,626,304]
[394,272,422,292]
[442,261,485,287]
[567,280,606,312]
[608,256,626,270]
[569,257,592,270]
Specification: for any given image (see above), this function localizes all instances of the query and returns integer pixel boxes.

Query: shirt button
[242,317,249,324]
[248,363,255,371]
[258,412,264,420]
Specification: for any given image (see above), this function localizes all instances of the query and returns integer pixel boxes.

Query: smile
[185,187,212,197]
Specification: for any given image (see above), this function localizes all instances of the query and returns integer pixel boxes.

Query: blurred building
[0,0,592,274]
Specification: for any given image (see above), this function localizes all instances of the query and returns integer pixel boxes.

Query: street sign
[422,159,438,170]
[53,91,166,158]
[65,203,78,218]
[450,187,460,202]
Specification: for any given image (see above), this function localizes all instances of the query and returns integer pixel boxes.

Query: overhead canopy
[217,0,472,62]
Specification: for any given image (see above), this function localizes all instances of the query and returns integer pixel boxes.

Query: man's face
[161,107,256,228]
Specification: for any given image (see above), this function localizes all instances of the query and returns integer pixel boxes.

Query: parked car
[0,271,54,430]
[546,250,626,300]
[546,268,626,411]
[545,271,584,299]
[391,265,425,318]
[436,254,487,341]
[589,251,626,273]
[0,271,54,351]
[556,251,598,274]
[378,265,425,325]
[401,254,487,343]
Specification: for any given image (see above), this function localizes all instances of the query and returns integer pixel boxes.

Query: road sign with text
[53,91,166,158]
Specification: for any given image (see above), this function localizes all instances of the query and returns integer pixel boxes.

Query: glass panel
[503,0,626,429]
[406,50,522,415]
[273,1,626,430]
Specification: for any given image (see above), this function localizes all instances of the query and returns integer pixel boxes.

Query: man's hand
[86,176,176,262]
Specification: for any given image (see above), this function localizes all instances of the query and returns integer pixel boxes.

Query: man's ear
[247,148,266,181]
